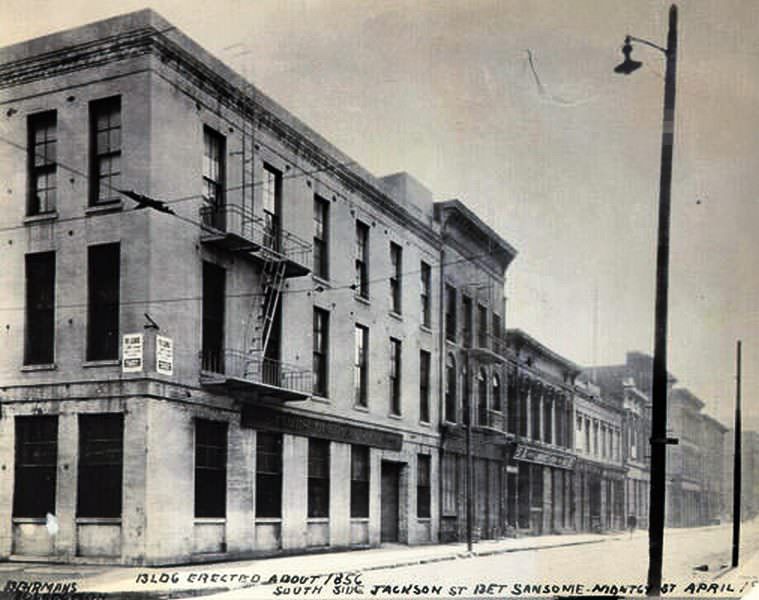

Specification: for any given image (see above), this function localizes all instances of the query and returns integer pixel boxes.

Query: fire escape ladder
[249,254,287,363]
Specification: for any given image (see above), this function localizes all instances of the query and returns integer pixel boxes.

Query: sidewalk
[0,530,618,598]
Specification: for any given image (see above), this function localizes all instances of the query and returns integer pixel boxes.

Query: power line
[0,248,501,313]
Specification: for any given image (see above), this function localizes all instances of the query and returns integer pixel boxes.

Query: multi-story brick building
[667,388,707,527]
[503,330,577,536]
[593,363,652,530]
[436,204,517,542]
[0,10,526,564]
[572,377,625,532]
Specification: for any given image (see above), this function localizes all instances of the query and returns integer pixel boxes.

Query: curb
[82,537,610,599]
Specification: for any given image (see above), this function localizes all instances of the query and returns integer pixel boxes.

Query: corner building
[0,10,518,564]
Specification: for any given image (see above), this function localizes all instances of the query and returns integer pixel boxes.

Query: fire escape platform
[199,372,310,402]
[200,230,262,253]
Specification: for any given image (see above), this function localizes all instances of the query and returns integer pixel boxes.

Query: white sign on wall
[156,335,174,376]
[122,333,143,373]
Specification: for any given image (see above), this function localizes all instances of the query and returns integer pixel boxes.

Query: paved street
[1,522,758,598]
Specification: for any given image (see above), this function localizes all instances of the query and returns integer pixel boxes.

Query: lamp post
[614,5,678,597]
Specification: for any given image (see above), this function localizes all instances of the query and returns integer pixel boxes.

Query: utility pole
[647,6,678,596]
[613,7,680,594]
[732,340,742,567]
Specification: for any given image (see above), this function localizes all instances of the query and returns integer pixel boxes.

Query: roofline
[506,328,580,375]
[0,9,446,249]
[435,199,518,269]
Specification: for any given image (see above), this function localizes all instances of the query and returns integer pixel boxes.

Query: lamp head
[614,37,643,75]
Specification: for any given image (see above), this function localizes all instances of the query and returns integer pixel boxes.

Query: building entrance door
[381,462,400,542]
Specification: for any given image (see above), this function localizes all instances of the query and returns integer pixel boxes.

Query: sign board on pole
[156,335,174,376]
[122,333,143,373]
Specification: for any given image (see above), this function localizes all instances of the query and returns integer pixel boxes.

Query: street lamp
[614,5,678,597]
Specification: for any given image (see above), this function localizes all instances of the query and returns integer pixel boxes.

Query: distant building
[701,414,727,524]
[503,330,578,536]
[573,377,625,532]
[724,430,759,522]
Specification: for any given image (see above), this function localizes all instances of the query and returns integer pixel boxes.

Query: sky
[2,0,758,429]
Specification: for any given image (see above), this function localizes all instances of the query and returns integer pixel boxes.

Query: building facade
[0,10,510,564]
[572,378,625,532]
[436,203,517,543]
[504,330,577,536]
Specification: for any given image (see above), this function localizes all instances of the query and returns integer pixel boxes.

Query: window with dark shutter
[350,445,369,518]
[13,416,58,518]
[417,454,431,518]
[87,243,120,361]
[389,242,402,314]
[194,419,227,519]
[256,432,282,518]
[201,261,225,373]
[389,338,401,415]
[419,350,431,423]
[307,439,330,518]
[77,414,123,518]
[25,252,55,365]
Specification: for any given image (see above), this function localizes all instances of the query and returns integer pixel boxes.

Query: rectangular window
[355,221,369,299]
[354,324,368,406]
[419,350,431,422]
[420,261,431,327]
[202,261,225,373]
[417,454,431,518]
[13,416,57,518]
[90,96,121,205]
[202,127,225,229]
[78,414,124,518]
[256,431,282,518]
[389,242,402,314]
[543,398,552,444]
[313,308,329,397]
[308,439,330,518]
[445,285,457,342]
[262,164,281,251]
[462,296,472,347]
[194,419,227,519]
[389,338,402,415]
[492,313,502,354]
[313,195,329,279]
[87,243,120,361]
[477,304,488,348]
[27,111,57,215]
[350,445,370,518]
[24,252,55,365]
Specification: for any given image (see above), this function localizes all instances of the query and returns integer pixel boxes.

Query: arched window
[445,354,457,423]
[478,368,488,426]
[492,373,501,412]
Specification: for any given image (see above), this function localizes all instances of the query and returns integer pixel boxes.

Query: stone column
[281,434,307,550]
[55,412,78,561]
[329,442,351,547]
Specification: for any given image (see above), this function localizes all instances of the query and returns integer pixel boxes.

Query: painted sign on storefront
[512,443,576,469]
